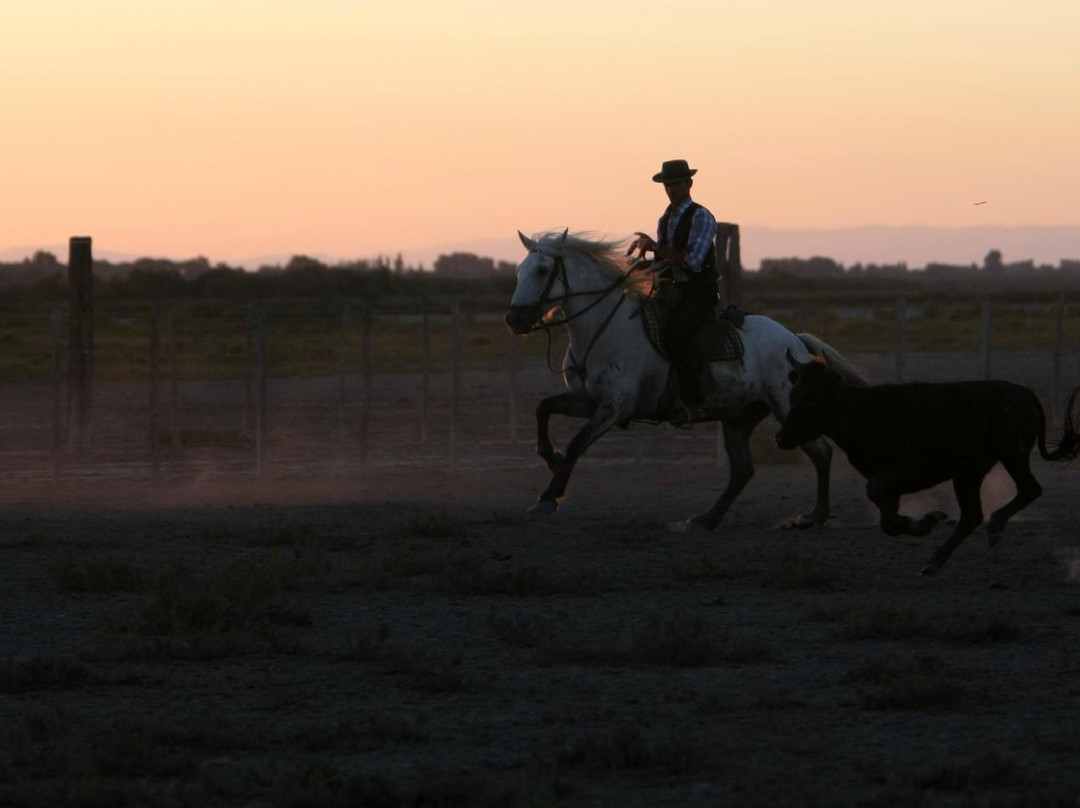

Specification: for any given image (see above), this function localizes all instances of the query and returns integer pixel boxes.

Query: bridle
[519,249,635,378]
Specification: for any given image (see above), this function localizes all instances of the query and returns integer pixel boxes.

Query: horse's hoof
[666,518,712,535]
[920,563,940,576]
[528,498,558,515]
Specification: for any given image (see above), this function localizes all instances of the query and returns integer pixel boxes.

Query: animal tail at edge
[796,333,871,388]
[1039,384,1080,462]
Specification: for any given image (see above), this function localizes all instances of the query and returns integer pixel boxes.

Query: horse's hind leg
[535,392,597,473]
[788,436,832,528]
[987,452,1042,542]
[679,403,769,531]
[530,401,620,514]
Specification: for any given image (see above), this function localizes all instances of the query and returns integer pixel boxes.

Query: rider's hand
[626,231,657,257]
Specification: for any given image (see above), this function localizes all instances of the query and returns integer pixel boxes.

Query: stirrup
[668,403,696,428]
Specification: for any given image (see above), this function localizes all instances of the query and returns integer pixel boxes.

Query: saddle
[639,299,746,363]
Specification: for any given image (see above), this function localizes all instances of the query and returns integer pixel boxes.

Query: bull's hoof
[920,563,940,576]
[782,512,828,530]
[914,511,949,535]
[528,497,558,515]
[986,515,1007,540]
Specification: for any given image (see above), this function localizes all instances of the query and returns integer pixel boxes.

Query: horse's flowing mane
[531,231,654,299]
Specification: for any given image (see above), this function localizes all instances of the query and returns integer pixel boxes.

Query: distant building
[759,256,843,278]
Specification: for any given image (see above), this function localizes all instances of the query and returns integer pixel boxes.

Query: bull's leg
[675,404,769,532]
[535,392,597,473]
[787,437,832,528]
[530,400,621,514]
[867,477,948,537]
[986,453,1042,543]
[923,474,985,574]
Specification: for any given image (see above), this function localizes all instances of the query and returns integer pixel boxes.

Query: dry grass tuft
[846,652,966,712]
[0,656,99,693]
[488,607,770,668]
[916,744,1020,790]
[822,599,1021,645]
[51,552,148,593]
[556,722,700,773]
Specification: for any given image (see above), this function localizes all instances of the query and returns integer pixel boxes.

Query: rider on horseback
[627,159,719,426]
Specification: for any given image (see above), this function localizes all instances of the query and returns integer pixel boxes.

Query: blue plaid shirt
[657,197,718,280]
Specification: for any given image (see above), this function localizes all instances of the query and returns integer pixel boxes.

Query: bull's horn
[558,228,568,243]
[518,231,537,251]
[787,348,827,370]
[786,348,814,371]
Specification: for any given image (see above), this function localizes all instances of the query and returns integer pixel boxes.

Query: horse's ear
[518,231,537,252]
[559,228,568,243]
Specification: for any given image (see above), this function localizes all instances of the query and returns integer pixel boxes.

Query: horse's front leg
[530,400,621,514]
[536,392,597,473]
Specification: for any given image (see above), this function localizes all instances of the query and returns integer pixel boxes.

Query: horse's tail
[797,333,871,387]
[1039,385,1080,462]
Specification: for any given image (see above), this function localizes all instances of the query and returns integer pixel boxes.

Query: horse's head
[504,230,569,334]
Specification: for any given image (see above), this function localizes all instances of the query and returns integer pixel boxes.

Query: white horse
[503,229,868,530]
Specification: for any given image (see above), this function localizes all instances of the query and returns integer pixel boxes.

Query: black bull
[775,351,1080,574]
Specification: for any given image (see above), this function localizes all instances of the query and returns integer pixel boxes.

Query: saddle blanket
[640,301,745,362]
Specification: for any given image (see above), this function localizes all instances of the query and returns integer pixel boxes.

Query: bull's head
[775,348,835,450]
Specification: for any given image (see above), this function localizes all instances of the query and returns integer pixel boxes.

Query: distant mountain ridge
[4,226,1078,271]
[417,226,1080,271]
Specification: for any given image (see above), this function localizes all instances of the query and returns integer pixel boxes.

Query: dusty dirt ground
[1,440,1079,807]
[1,347,1080,806]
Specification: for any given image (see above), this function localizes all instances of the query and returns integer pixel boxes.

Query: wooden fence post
[450,303,463,468]
[338,304,349,446]
[51,307,62,480]
[980,299,993,379]
[359,306,373,460]
[421,301,430,444]
[716,223,743,308]
[67,236,94,451]
[168,308,179,450]
[254,307,267,479]
[150,305,160,476]
[508,332,518,440]
[895,298,907,383]
[1052,294,1064,426]
[243,303,255,437]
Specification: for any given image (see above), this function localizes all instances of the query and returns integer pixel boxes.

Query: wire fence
[0,296,1077,482]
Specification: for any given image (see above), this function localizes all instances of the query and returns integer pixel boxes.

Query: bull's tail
[797,333,871,387]
[1039,385,1080,462]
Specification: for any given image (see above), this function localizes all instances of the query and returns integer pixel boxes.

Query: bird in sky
[974,201,987,205]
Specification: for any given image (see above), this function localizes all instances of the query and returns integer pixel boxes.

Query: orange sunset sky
[3,1,1078,267]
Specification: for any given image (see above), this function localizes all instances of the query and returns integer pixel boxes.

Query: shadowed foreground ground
[1,454,1078,806]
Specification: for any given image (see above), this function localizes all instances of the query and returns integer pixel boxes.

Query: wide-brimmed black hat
[652,159,697,183]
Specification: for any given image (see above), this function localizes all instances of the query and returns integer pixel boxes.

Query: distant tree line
[762,249,1080,282]
[0,250,518,303]
[2,246,1078,304]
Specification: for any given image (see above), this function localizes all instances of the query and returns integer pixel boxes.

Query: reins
[525,250,636,378]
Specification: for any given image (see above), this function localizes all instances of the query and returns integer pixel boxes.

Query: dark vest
[658,202,718,290]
